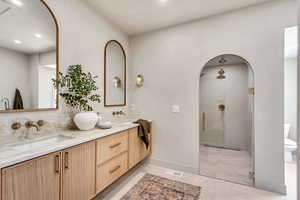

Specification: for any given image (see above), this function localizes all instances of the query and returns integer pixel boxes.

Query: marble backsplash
[0,105,143,138]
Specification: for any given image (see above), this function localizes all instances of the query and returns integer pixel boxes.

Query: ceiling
[85,0,277,36]
[0,0,56,54]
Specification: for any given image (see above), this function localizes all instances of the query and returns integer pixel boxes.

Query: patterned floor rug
[121,173,201,200]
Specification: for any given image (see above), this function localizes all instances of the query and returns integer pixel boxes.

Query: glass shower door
[200,72,226,147]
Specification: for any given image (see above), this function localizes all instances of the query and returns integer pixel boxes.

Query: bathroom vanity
[0,0,150,199]
[0,123,152,200]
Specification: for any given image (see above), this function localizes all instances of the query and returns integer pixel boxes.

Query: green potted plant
[54,64,101,130]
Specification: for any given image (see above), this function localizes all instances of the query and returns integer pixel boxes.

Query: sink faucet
[11,120,45,139]
[120,111,126,116]
[24,120,45,139]
[25,121,40,132]
[112,110,126,116]
[2,98,9,110]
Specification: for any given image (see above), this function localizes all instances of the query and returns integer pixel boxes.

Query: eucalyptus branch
[53,65,101,112]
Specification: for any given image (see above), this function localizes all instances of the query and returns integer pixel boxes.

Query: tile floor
[93,163,296,200]
[199,145,253,185]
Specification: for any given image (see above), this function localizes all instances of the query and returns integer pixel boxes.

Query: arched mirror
[0,0,59,112]
[104,40,126,107]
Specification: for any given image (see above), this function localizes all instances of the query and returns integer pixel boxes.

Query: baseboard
[148,158,199,174]
[255,182,287,195]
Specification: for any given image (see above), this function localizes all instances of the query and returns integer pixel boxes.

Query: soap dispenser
[96,112,103,127]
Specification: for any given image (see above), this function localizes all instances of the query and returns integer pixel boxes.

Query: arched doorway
[199,54,255,186]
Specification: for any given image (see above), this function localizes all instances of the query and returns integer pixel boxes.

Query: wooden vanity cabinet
[96,131,128,165]
[95,131,129,193]
[96,152,128,193]
[1,141,96,200]
[129,127,151,169]
[1,152,61,200]
[1,125,152,200]
[62,141,96,200]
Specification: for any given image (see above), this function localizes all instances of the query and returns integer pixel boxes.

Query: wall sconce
[136,74,144,87]
[113,76,122,88]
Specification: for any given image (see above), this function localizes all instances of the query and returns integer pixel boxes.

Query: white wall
[29,51,57,109]
[0,47,31,109]
[38,66,56,108]
[200,64,250,151]
[29,54,40,108]
[0,0,129,134]
[47,0,129,114]
[129,0,297,193]
[285,57,297,141]
[38,51,57,108]
[39,51,56,66]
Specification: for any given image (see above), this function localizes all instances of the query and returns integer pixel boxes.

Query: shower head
[218,57,227,64]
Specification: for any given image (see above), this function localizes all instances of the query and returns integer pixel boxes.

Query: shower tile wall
[200,64,251,151]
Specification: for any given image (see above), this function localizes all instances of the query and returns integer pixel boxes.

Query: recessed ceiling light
[10,0,23,7]
[14,40,22,44]
[158,0,168,4]
[34,33,42,38]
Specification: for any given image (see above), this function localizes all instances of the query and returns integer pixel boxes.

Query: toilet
[284,124,297,162]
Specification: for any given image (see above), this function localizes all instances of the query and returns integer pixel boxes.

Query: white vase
[73,112,98,131]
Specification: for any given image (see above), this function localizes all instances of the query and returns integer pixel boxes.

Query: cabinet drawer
[96,131,128,165]
[96,152,128,193]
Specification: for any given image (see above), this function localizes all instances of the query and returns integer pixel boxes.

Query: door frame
[198,54,255,186]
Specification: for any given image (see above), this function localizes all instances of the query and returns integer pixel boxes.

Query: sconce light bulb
[113,77,121,88]
[136,74,144,87]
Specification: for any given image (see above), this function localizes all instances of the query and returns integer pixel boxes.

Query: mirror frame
[0,0,60,113]
[104,40,127,107]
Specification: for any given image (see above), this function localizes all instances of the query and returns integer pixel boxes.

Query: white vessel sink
[10,135,73,152]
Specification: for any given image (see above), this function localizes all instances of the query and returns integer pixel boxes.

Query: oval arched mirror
[104,40,126,107]
[0,0,59,112]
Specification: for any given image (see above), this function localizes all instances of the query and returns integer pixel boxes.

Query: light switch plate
[172,105,180,113]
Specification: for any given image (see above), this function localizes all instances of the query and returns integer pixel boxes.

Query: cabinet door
[140,133,151,160]
[128,128,151,169]
[1,152,61,200]
[62,141,96,200]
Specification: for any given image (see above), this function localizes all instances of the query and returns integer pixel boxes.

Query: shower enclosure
[199,55,254,186]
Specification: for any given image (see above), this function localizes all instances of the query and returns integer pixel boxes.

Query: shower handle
[202,112,206,131]
[218,104,225,112]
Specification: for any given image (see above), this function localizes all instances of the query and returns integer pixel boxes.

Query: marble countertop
[0,123,139,169]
